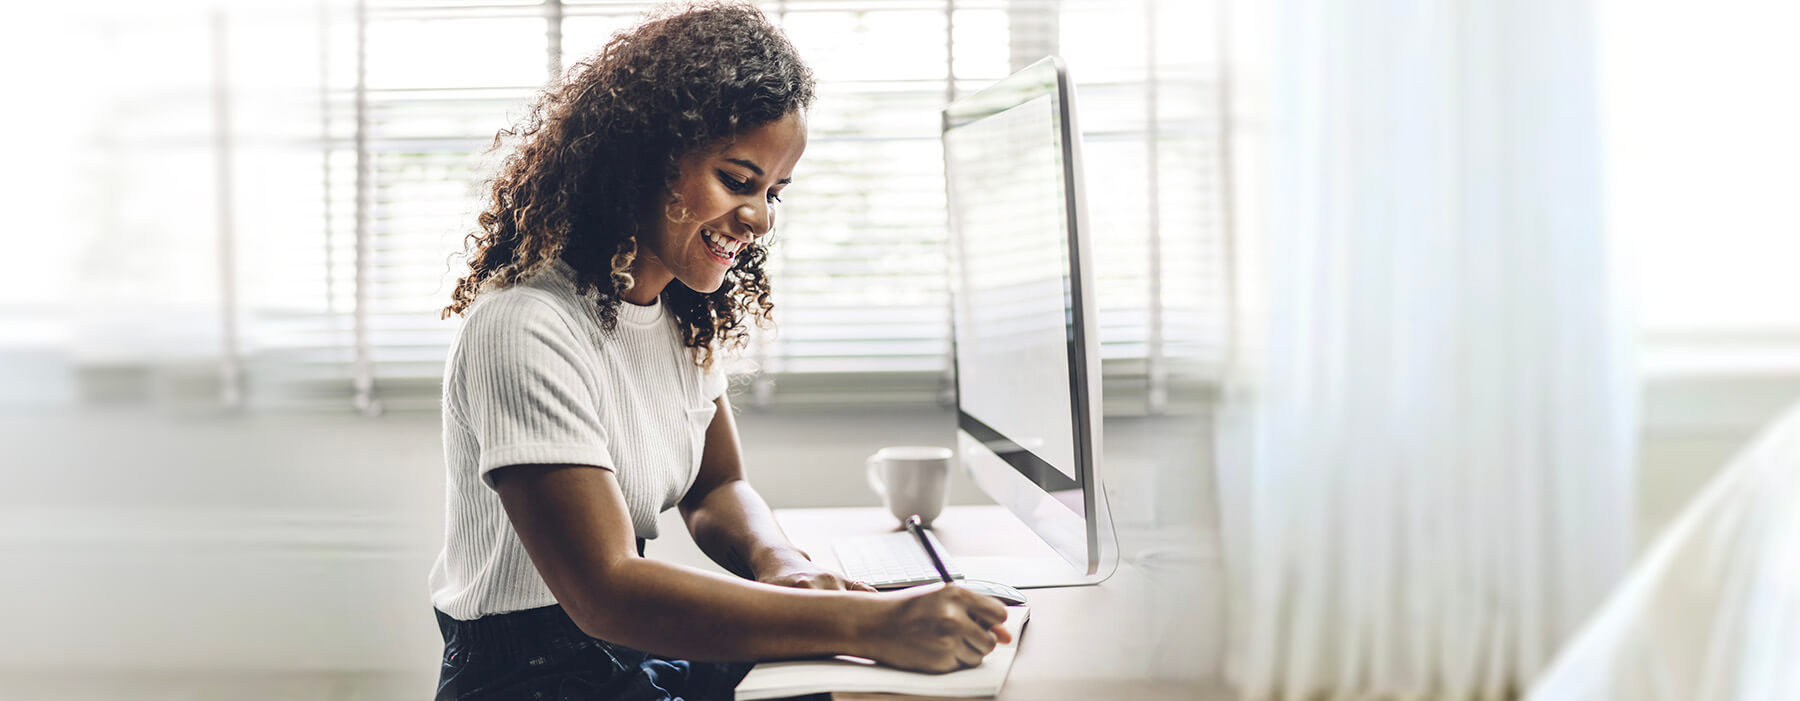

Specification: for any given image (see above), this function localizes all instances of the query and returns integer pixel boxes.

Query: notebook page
[736,606,1030,700]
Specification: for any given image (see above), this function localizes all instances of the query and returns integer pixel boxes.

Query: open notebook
[736,606,1030,700]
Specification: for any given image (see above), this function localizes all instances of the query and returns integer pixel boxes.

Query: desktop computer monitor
[942,56,1117,586]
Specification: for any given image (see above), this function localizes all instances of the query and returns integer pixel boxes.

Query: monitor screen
[945,92,1081,494]
[943,57,1112,581]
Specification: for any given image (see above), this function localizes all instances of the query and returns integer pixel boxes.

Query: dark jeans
[433,604,753,701]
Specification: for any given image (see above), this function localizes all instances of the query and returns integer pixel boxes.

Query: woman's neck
[617,253,673,306]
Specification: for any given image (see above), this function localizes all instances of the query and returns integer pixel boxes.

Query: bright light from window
[1601,1,1800,353]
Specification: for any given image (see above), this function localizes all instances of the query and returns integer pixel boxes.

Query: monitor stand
[771,505,1118,590]
[923,504,1118,590]
[959,554,1113,589]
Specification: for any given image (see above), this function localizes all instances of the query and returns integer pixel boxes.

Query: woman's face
[629,110,808,304]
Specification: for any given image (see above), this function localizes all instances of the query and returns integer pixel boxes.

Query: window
[1600,0,1800,379]
[11,0,1229,416]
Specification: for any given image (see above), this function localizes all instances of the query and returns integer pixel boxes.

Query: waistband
[436,603,589,654]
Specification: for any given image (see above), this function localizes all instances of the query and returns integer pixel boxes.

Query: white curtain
[1214,0,1638,698]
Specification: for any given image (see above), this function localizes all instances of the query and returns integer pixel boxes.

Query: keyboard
[832,529,967,589]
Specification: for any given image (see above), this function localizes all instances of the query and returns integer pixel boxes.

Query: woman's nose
[736,201,773,238]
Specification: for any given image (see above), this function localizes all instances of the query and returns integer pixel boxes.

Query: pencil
[904,514,954,584]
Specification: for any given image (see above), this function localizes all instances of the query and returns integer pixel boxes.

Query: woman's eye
[720,171,780,203]
[719,172,750,192]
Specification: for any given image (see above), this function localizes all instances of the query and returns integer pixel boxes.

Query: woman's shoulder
[464,283,570,326]
[467,261,591,320]
[456,279,596,355]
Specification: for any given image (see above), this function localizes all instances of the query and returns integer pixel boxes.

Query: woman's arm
[678,394,871,590]
[493,462,1010,669]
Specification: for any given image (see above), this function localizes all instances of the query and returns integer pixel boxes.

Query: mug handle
[865,455,887,499]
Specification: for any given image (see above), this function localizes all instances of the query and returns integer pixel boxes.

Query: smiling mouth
[702,229,743,262]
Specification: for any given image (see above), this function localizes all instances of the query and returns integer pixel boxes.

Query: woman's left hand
[757,564,879,592]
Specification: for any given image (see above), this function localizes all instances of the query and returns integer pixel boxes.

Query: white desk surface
[651,505,1224,700]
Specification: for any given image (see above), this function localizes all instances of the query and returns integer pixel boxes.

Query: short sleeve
[700,360,728,402]
[448,291,615,490]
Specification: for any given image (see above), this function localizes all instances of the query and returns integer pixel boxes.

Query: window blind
[44,0,1232,416]
[249,2,548,412]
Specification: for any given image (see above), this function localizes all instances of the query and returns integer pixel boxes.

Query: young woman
[429,4,1009,699]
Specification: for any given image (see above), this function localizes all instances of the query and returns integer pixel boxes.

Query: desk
[654,505,1225,700]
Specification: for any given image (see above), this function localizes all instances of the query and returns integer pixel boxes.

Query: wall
[4,374,1784,679]
[0,401,1217,677]
[1636,373,1800,546]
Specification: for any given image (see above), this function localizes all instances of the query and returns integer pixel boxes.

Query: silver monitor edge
[942,56,1119,584]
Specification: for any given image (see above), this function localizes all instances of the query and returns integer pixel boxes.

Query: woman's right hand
[861,584,1014,673]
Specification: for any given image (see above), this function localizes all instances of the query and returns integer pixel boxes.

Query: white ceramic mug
[865,446,953,527]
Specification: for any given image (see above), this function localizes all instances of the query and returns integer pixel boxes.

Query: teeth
[703,229,740,257]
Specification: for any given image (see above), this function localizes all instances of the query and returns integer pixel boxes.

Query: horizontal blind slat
[225,0,1230,410]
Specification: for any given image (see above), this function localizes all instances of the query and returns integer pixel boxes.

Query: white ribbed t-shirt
[429,260,727,621]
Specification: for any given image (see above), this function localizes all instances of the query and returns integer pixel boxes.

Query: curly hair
[442,1,814,370]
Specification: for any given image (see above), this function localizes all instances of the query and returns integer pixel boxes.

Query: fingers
[945,625,995,670]
[950,605,1000,657]
[875,584,1016,674]
[963,626,999,656]
[951,645,984,670]
[762,570,874,591]
[950,586,1012,645]
[953,584,1009,629]
[806,570,876,592]
[829,573,883,592]
[945,591,1003,667]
